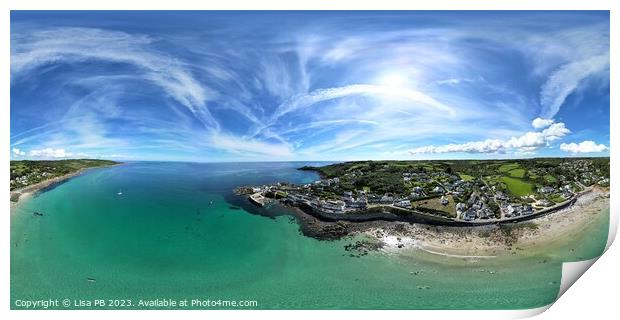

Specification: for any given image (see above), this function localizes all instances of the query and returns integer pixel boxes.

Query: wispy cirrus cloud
[11,27,219,130]
[539,54,609,119]
[251,84,457,140]
[10,12,609,161]
[207,133,295,158]
[518,26,610,119]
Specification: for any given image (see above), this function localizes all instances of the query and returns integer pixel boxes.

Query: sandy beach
[9,164,120,208]
[360,188,610,258]
[10,170,87,208]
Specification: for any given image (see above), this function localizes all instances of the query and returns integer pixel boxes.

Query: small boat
[249,193,266,207]
[117,189,123,196]
[33,211,44,216]
[209,200,214,205]
[86,277,96,283]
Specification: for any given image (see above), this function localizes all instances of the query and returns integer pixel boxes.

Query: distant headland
[10,159,120,203]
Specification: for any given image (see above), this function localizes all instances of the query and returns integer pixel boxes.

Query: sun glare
[378,73,408,88]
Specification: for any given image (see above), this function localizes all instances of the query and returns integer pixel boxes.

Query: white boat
[117,190,123,196]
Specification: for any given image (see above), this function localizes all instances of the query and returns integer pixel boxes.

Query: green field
[414,195,457,218]
[500,176,533,197]
[498,163,526,178]
[508,168,526,178]
[300,158,609,202]
[498,163,520,173]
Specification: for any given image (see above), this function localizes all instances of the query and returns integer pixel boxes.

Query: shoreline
[237,184,591,227]
[258,188,610,258]
[9,163,121,208]
[365,189,610,258]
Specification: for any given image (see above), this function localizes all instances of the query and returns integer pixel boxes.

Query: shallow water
[10,162,610,309]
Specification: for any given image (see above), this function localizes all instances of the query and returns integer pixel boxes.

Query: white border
[1,1,616,319]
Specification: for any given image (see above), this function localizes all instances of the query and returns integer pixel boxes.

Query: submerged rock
[344,239,383,257]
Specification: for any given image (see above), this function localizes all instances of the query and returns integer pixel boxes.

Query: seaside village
[242,160,609,223]
[10,159,118,193]
[10,170,52,190]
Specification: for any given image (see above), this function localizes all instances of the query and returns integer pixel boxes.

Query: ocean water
[10,162,610,309]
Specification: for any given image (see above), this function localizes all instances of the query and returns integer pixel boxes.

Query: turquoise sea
[10,162,610,309]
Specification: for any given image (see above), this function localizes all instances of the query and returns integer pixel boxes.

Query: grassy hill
[301,157,609,202]
[10,159,119,190]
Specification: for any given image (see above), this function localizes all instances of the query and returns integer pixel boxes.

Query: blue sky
[10,11,610,161]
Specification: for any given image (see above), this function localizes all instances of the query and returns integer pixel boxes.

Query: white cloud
[531,117,554,129]
[539,54,609,119]
[408,139,505,154]
[436,78,476,86]
[266,84,455,129]
[409,122,570,154]
[208,134,294,158]
[11,27,219,130]
[9,18,609,162]
[560,141,608,153]
[29,148,74,158]
[539,122,571,140]
[12,148,26,156]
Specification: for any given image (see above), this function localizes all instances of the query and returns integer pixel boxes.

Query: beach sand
[9,164,120,209]
[10,171,84,208]
[359,189,610,258]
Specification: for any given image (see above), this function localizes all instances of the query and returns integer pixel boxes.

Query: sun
[377,72,408,88]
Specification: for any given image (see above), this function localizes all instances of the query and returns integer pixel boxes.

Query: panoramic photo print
[10,11,610,310]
